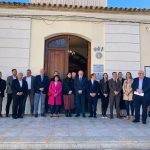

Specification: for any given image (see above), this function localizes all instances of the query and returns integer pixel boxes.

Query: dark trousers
[45,95,49,113]
[101,96,109,116]
[6,93,13,115]
[134,96,148,122]
[0,96,3,114]
[89,97,98,117]
[22,90,34,115]
[76,94,85,115]
[50,105,60,114]
[125,100,134,116]
[12,95,24,118]
[110,95,120,117]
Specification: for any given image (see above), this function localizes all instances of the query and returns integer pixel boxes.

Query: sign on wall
[93,64,104,81]
[94,46,104,60]
[145,66,150,77]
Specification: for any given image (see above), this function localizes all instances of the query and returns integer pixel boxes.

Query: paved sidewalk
[0,115,150,149]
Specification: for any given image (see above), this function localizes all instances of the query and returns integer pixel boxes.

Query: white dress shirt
[138,78,143,90]
[19,80,23,87]
[26,76,31,90]
[13,76,16,80]
[91,80,94,85]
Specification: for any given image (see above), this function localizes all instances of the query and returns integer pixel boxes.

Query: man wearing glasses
[132,70,150,124]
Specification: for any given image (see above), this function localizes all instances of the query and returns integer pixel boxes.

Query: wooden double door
[46,49,68,79]
[44,35,91,79]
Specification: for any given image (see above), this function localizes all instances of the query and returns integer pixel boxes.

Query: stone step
[0,116,150,150]
[0,141,150,149]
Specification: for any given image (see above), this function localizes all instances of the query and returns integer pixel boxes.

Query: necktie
[114,79,117,86]
[41,76,43,82]
[80,77,82,82]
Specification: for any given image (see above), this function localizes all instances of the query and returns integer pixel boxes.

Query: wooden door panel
[47,50,68,79]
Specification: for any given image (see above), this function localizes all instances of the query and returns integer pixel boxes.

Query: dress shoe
[117,116,122,119]
[75,114,80,117]
[101,115,105,118]
[82,114,86,118]
[41,114,46,117]
[110,115,113,119]
[132,119,140,123]
[65,110,69,117]
[94,115,97,118]
[56,114,59,117]
[12,116,17,119]
[88,115,93,118]
[35,114,38,118]
[142,121,147,124]
[104,115,108,118]
[68,113,72,117]
[0,114,3,118]
[65,113,68,117]
[18,116,23,119]
[6,114,9,117]
[148,111,150,117]
[117,115,121,119]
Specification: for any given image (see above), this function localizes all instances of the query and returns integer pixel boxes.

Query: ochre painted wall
[30,19,105,76]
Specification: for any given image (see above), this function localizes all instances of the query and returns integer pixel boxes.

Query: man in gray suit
[6,69,17,117]
[23,69,35,116]
[108,72,122,119]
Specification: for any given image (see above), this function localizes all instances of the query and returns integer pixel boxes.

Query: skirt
[63,94,74,110]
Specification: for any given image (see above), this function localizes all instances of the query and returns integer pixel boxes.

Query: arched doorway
[44,35,91,79]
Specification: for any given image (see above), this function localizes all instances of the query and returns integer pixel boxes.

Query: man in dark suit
[109,72,122,119]
[34,69,49,117]
[132,70,150,124]
[23,69,35,116]
[74,70,87,117]
[87,73,100,118]
[12,72,28,119]
[6,69,17,117]
[118,72,126,117]
[0,72,6,117]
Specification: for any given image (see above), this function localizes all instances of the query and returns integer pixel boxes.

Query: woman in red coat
[48,75,62,117]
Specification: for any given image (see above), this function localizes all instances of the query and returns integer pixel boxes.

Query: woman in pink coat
[48,75,62,117]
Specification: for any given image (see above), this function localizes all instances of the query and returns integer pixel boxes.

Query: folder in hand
[134,91,144,97]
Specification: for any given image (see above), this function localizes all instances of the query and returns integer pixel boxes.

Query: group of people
[0,68,150,124]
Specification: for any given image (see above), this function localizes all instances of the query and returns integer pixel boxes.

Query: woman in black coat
[100,73,109,118]
[62,72,74,117]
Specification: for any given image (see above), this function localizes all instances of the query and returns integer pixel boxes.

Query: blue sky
[0,0,150,9]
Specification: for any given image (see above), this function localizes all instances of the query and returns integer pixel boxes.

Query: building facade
[0,1,150,80]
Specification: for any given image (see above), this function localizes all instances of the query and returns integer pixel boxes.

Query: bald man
[74,70,87,117]
[11,72,28,119]
[132,70,150,124]
[34,69,49,117]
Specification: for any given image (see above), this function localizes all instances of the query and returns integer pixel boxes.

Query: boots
[68,110,72,117]
[65,110,69,117]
